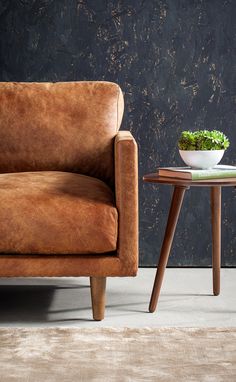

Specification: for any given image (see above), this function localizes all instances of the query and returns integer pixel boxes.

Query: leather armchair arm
[114,131,138,275]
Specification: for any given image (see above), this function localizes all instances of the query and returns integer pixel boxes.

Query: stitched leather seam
[116,85,119,132]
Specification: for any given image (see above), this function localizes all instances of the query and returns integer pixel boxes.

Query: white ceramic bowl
[179,149,225,169]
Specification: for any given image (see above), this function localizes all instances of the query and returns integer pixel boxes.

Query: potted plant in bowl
[178,130,230,169]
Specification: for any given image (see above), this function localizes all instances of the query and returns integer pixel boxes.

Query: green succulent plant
[178,130,230,151]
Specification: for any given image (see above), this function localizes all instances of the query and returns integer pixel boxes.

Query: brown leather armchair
[0,81,138,320]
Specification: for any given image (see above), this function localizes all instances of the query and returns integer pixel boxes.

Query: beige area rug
[0,328,235,382]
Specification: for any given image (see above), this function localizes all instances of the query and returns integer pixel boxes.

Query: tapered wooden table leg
[211,186,221,296]
[149,186,188,313]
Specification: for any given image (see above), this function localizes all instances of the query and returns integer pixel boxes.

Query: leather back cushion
[0,81,124,185]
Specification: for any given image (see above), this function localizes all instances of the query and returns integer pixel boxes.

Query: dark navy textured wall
[0,0,235,266]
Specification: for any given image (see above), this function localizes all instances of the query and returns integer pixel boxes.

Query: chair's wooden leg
[211,186,221,296]
[149,186,188,313]
[90,277,106,321]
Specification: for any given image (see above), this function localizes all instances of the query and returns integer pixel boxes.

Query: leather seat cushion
[0,171,118,254]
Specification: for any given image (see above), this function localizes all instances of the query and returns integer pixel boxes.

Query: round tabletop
[143,173,236,187]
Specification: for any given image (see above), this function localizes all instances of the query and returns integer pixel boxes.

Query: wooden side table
[143,174,236,313]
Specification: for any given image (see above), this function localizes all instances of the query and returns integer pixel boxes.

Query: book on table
[158,165,236,180]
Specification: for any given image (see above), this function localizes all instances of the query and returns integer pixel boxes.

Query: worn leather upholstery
[0,81,124,186]
[0,171,118,254]
[0,81,138,278]
[115,131,139,275]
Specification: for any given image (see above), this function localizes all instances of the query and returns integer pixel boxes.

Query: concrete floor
[0,268,235,327]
